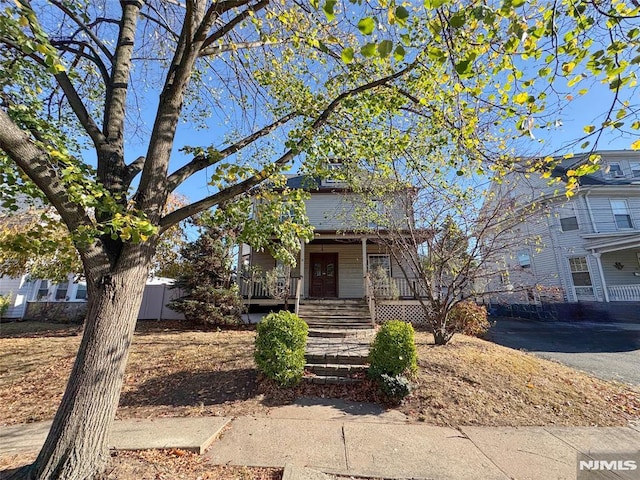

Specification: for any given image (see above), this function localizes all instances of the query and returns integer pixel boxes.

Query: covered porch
[583,233,640,302]
[238,233,424,309]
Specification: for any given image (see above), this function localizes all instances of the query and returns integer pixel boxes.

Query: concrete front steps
[298,299,373,334]
[298,300,374,385]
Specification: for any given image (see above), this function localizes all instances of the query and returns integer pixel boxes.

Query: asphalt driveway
[488,318,640,386]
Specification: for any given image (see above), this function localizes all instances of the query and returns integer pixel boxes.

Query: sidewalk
[2,398,639,480]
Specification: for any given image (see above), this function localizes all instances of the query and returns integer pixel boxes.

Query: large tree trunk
[12,244,151,480]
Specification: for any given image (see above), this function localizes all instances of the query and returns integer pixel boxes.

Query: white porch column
[592,251,610,302]
[236,243,244,295]
[362,237,368,296]
[299,239,306,298]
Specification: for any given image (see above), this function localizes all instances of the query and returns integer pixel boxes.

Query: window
[568,257,592,287]
[631,162,640,178]
[368,254,391,277]
[517,249,531,268]
[605,163,624,178]
[322,162,344,185]
[75,283,87,301]
[499,271,510,285]
[611,199,633,229]
[55,281,69,300]
[37,280,49,300]
[558,204,579,231]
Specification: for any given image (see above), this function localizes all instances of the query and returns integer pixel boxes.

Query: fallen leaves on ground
[0,450,282,480]
[399,332,640,426]
[0,321,638,431]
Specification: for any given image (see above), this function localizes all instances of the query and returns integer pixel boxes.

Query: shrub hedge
[369,319,418,378]
[254,311,308,387]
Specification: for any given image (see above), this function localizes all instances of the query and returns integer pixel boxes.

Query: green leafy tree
[0,0,637,478]
[0,193,190,282]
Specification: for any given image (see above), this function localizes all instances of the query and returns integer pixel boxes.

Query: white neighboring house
[0,274,184,321]
[482,150,640,309]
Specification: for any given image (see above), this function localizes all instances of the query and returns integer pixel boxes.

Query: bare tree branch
[199,0,269,52]
[166,112,297,191]
[124,155,145,186]
[50,40,110,84]
[49,0,114,61]
[199,40,284,57]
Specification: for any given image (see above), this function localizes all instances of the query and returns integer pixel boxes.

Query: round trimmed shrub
[254,311,308,387]
[369,320,418,379]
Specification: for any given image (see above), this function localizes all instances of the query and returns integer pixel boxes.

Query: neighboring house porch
[575,234,640,303]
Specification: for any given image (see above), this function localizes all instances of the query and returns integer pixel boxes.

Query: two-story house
[238,171,430,324]
[482,150,640,319]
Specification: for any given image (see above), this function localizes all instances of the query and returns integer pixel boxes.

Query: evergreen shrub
[254,311,308,386]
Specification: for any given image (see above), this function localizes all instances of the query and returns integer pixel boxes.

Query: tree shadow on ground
[119,368,259,407]
[133,319,255,336]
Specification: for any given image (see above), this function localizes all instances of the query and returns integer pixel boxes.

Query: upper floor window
[610,199,633,229]
[322,162,344,185]
[75,283,87,300]
[631,162,640,178]
[558,205,579,232]
[605,162,625,178]
[517,249,531,268]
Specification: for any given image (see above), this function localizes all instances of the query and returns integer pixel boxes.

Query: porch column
[592,251,610,302]
[236,243,244,296]
[362,237,368,296]
[299,239,306,298]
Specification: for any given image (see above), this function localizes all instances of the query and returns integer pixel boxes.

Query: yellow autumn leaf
[631,139,640,150]
[513,92,529,104]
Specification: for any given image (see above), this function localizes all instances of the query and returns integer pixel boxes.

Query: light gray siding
[0,275,35,319]
[600,250,640,286]
[304,191,410,232]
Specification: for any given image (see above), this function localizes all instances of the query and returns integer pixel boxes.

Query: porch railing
[240,275,300,300]
[391,277,429,298]
[608,284,640,302]
[364,273,376,323]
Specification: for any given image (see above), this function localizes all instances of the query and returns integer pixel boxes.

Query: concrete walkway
[2,398,640,480]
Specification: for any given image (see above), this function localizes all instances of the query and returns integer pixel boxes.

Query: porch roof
[312,229,433,242]
[582,232,640,253]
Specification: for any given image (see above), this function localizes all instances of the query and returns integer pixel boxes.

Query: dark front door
[309,253,338,298]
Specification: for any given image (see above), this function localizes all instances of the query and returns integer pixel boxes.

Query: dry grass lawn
[1,321,638,428]
[401,332,640,426]
[1,320,639,479]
